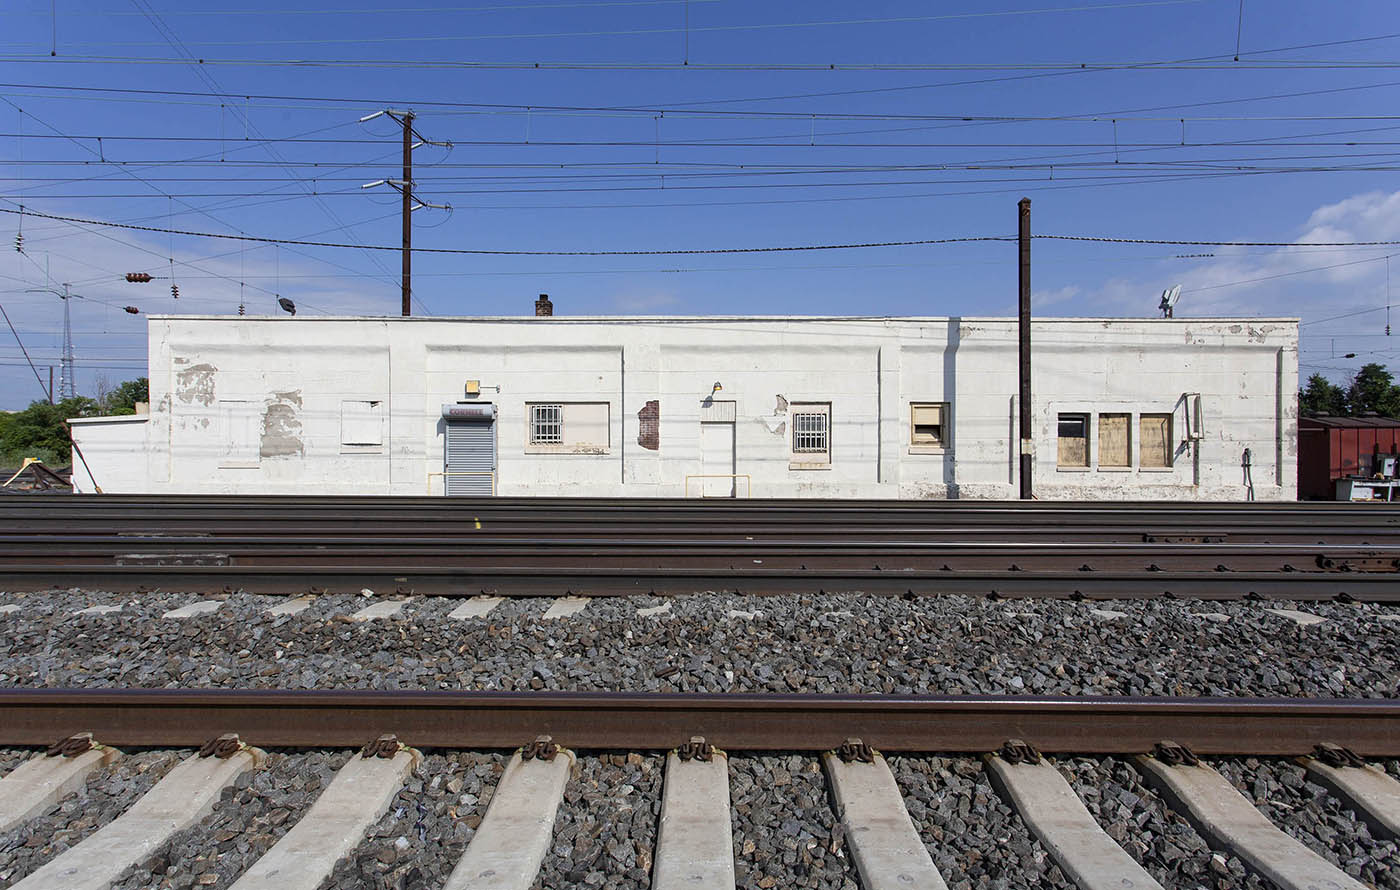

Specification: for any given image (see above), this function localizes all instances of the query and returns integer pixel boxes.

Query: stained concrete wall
[71,315,1298,500]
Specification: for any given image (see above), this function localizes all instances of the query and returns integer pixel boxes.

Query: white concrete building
[69,314,1298,500]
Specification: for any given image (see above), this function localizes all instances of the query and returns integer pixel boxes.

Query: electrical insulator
[13,231,22,253]
[124,272,153,283]
[123,306,139,314]
[170,284,179,299]
[238,302,246,316]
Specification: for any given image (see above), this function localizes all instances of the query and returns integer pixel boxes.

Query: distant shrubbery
[0,377,147,468]
[1299,364,1400,418]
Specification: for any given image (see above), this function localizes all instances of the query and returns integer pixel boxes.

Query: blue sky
[2,0,1400,408]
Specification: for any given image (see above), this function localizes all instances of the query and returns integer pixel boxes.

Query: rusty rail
[1,689,1397,755]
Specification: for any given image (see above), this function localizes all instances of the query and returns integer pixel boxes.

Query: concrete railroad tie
[651,750,735,890]
[229,743,421,890]
[10,744,264,890]
[823,749,951,890]
[0,741,122,833]
[1302,755,1400,840]
[984,754,1164,890]
[1135,755,1371,890]
[541,596,590,619]
[441,747,575,890]
[448,596,504,619]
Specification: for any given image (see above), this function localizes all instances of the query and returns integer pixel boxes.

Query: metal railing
[684,473,752,498]
[427,471,497,495]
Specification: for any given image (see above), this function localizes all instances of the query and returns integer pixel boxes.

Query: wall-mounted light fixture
[712,381,723,394]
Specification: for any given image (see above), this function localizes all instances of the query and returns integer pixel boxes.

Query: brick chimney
[535,293,553,317]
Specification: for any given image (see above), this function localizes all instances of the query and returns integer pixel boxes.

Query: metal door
[444,418,496,495]
[700,421,736,497]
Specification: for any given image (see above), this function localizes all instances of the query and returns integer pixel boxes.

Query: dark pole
[48,367,54,405]
[1018,197,1033,500]
[401,111,415,318]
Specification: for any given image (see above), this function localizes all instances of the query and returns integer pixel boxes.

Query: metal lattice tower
[58,284,75,401]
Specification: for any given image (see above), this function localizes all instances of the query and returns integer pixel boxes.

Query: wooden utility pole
[401,110,414,318]
[1018,197,1033,500]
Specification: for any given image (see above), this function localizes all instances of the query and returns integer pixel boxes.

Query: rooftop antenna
[1159,284,1182,318]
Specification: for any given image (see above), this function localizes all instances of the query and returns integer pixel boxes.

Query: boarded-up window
[911,402,947,447]
[1098,413,1129,467]
[526,402,610,452]
[1057,413,1088,467]
[341,400,383,447]
[1140,413,1173,468]
[637,400,659,451]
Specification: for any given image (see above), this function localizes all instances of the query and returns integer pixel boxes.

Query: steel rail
[1,564,1395,598]
[1,689,1396,755]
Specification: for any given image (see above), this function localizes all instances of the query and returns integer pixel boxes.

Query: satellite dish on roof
[1159,284,1182,318]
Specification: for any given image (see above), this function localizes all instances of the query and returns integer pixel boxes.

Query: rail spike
[1314,742,1366,769]
[1153,739,1200,766]
[836,738,876,763]
[522,735,559,762]
[46,731,95,758]
[999,738,1042,765]
[677,736,715,762]
[198,732,245,759]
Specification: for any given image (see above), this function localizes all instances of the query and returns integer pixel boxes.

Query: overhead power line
[7,207,1400,255]
[8,55,1400,72]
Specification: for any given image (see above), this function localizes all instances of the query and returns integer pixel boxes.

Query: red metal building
[1297,415,1400,499]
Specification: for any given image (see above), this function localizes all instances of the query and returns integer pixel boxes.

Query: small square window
[789,402,831,467]
[1057,413,1089,467]
[530,404,563,445]
[793,412,829,452]
[910,403,947,447]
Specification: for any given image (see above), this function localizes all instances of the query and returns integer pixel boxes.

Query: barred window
[792,412,829,453]
[530,404,563,444]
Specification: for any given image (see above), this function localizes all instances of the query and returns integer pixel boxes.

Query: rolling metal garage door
[443,404,496,496]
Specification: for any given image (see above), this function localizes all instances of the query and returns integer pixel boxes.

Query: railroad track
[0,691,1396,890]
[2,496,1399,598]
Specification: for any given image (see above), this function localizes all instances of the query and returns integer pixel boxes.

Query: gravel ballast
[1055,755,1274,889]
[889,754,1072,890]
[530,752,662,890]
[0,749,188,889]
[0,591,1394,698]
[106,749,346,890]
[728,754,858,890]
[322,750,503,890]
[1213,757,1400,889]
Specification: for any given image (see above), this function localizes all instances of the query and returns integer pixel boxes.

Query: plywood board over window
[1098,413,1130,467]
[1057,413,1089,467]
[1140,413,1173,467]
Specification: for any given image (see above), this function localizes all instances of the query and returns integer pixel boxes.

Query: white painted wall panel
[74,315,1298,500]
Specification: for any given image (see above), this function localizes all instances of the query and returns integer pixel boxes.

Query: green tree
[100,377,148,416]
[0,396,100,465]
[1346,363,1400,417]
[1299,373,1348,416]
